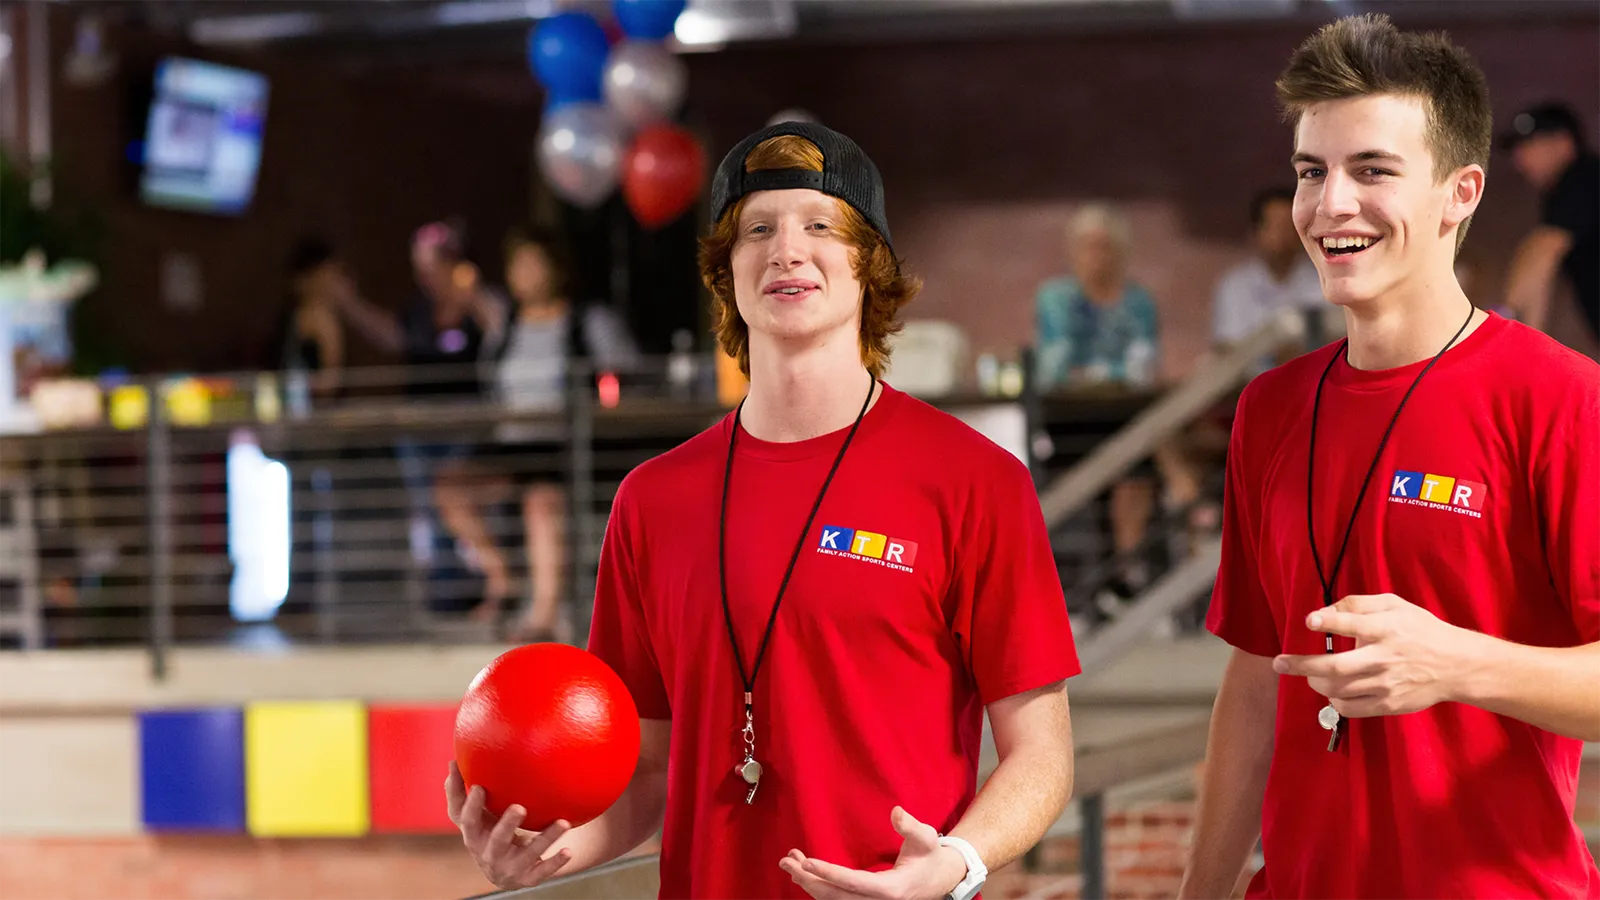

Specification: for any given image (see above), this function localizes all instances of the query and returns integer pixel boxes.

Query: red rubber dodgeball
[454,643,640,830]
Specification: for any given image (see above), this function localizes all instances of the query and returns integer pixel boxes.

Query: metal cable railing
[3,350,1151,665]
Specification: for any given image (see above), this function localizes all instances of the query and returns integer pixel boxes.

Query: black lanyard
[1305,305,1474,748]
[717,374,876,763]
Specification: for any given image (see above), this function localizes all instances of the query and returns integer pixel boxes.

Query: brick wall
[982,756,1600,900]
[0,835,486,900]
[3,768,1595,900]
[43,9,1600,378]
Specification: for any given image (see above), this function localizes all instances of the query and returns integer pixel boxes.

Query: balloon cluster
[529,1,706,229]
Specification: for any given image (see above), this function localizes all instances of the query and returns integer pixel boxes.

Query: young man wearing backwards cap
[1180,15,1600,900]
[446,121,1080,899]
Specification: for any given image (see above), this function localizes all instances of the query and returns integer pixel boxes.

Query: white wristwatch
[937,835,987,900]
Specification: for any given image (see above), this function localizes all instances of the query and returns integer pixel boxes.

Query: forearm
[1506,266,1556,329]
[545,765,667,874]
[336,298,403,354]
[947,741,1072,874]
[1179,652,1276,900]
[1504,232,1567,330]
[1452,633,1600,741]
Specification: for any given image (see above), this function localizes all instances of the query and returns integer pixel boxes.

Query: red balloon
[454,643,640,830]
[623,124,706,229]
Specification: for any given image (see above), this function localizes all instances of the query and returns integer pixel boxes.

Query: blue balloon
[614,0,686,41]
[544,81,603,114]
[528,12,610,96]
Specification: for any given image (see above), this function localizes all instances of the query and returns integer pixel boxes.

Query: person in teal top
[1033,204,1194,627]
[1034,204,1161,389]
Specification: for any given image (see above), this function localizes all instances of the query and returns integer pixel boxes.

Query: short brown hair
[1277,13,1492,248]
[698,135,920,377]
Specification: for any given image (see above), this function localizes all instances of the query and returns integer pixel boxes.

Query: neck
[1263,252,1299,282]
[519,294,566,319]
[740,334,879,443]
[1081,274,1123,304]
[1342,274,1482,370]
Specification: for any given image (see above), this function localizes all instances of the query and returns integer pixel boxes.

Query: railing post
[1081,792,1106,900]
[567,360,597,635]
[312,466,337,642]
[146,380,173,680]
[1019,344,1046,491]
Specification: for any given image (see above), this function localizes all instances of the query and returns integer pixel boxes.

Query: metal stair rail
[1076,537,1224,674]
[1038,309,1307,529]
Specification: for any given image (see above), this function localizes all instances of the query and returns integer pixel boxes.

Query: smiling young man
[446,121,1080,900]
[1179,14,1600,900]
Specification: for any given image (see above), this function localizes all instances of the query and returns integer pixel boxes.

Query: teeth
[777,287,805,294]
[1322,236,1374,250]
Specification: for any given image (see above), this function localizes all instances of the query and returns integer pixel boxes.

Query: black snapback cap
[709,121,894,252]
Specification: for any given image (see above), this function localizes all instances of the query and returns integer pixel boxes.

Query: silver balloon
[537,102,626,209]
[602,40,687,128]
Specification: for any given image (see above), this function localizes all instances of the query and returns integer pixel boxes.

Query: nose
[767,220,809,270]
[1317,168,1360,221]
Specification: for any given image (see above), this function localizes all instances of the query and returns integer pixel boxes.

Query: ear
[1441,163,1486,232]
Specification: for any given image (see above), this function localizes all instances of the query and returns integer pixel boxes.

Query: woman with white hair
[1034,203,1159,387]
[1033,203,1166,616]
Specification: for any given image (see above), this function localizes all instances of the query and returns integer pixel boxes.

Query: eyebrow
[1292,150,1408,166]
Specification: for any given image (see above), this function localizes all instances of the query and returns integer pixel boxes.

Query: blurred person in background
[1034,204,1160,388]
[1192,186,1331,510]
[433,223,637,641]
[329,219,507,397]
[1501,101,1599,355]
[1034,205,1191,615]
[1211,186,1328,370]
[279,236,357,399]
[328,220,508,611]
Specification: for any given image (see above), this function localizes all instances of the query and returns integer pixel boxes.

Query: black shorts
[473,440,568,487]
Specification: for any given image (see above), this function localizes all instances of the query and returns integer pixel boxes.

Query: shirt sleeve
[1541,168,1596,237]
[1135,287,1161,346]
[1033,279,1074,389]
[585,478,672,719]
[1205,383,1283,657]
[1211,269,1248,345]
[1136,286,1161,374]
[949,454,1081,703]
[1535,370,1600,643]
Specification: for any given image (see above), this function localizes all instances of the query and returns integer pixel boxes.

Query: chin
[1312,270,1378,309]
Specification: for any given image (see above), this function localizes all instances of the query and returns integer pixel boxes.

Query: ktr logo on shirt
[1388,469,1487,519]
[817,525,918,574]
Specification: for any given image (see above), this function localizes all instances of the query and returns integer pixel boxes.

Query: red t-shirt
[588,383,1080,900]
[1208,313,1600,898]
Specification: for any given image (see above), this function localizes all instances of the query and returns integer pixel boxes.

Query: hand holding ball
[454,644,641,830]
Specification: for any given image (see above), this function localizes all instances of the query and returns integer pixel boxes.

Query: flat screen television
[139,57,269,215]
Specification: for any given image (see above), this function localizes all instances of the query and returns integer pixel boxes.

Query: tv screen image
[139,57,269,215]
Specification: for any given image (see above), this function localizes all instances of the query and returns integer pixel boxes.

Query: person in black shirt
[330,220,506,397]
[1502,101,1599,350]
[277,236,353,399]
[328,220,508,615]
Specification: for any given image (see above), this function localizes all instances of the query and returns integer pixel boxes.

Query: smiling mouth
[1320,235,1381,257]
